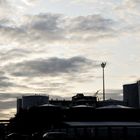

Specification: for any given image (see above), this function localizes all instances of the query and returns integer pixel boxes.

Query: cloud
[0,76,9,81]
[0,48,31,62]
[0,71,30,90]
[0,14,61,47]
[0,99,16,110]
[0,80,15,88]
[0,13,117,48]
[125,0,140,9]
[0,24,27,47]
[5,56,98,77]
[0,0,7,5]
[115,0,140,20]
[0,56,100,95]
[98,89,123,100]
[0,1,139,48]
[25,14,65,41]
[0,0,13,20]
[0,93,26,101]
[0,108,16,119]
[25,14,117,42]
[68,15,114,32]
[64,15,116,41]
[0,92,17,119]
[0,73,15,88]
[21,0,38,4]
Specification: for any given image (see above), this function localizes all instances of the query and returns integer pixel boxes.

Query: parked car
[5,133,30,140]
[42,132,67,140]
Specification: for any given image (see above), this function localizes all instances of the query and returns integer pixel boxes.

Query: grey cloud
[95,89,123,100]
[0,74,29,89]
[0,25,25,36]
[5,48,30,56]
[127,0,140,8]
[30,81,66,88]
[0,0,7,5]
[133,0,140,4]
[0,13,117,47]
[0,93,20,100]
[0,99,16,110]
[0,74,14,88]
[0,93,16,119]
[0,80,14,88]
[28,14,114,34]
[0,0,13,19]
[106,89,123,93]
[0,71,5,75]
[0,48,31,61]
[25,14,116,41]
[0,93,45,101]
[26,14,65,41]
[0,24,27,46]
[6,56,97,77]
[105,93,123,100]
[0,76,9,81]
[0,92,17,119]
[21,0,38,5]
[0,14,62,46]
[0,19,9,25]
[29,14,61,32]
[104,89,123,100]
[68,15,114,32]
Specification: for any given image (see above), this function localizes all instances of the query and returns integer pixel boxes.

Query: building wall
[123,82,139,108]
[72,93,97,107]
[17,95,49,112]
[17,98,22,113]
[138,81,140,107]
[22,95,49,109]
[97,100,124,107]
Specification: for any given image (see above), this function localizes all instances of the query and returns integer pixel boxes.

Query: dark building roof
[96,105,133,109]
[71,105,94,108]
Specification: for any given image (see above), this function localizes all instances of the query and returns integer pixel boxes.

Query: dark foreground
[1,106,140,140]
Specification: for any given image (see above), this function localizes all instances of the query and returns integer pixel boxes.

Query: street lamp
[101,62,106,101]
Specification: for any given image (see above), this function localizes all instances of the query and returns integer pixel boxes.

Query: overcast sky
[0,0,140,119]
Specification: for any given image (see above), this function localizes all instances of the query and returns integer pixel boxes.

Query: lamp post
[101,62,106,101]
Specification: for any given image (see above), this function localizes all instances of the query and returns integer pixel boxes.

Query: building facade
[17,95,49,112]
[72,93,97,107]
[123,81,140,108]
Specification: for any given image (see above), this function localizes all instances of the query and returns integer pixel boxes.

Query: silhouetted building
[17,98,22,113]
[49,100,72,107]
[8,93,140,140]
[123,81,140,108]
[72,93,97,107]
[49,93,97,108]
[97,99,124,107]
[17,95,49,112]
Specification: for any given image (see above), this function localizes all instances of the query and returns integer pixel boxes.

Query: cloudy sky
[0,0,140,119]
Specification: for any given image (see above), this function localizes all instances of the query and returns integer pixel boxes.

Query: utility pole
[101,62,106,101]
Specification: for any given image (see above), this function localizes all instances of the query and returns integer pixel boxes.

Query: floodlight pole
[101,62,106,101]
